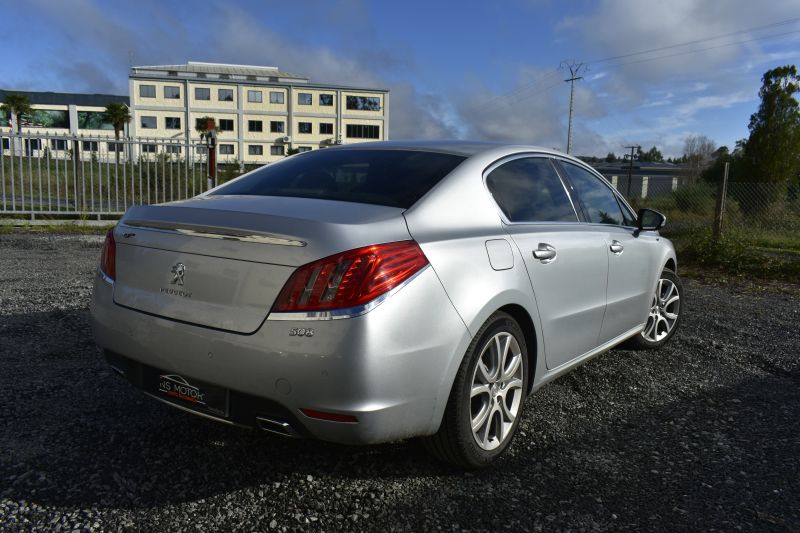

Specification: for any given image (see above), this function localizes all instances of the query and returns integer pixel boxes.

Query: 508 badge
[289,327,314,337]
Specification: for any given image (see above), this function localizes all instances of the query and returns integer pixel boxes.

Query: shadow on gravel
[1,308,798,531]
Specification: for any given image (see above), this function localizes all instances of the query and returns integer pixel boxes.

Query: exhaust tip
[255,416,301,438]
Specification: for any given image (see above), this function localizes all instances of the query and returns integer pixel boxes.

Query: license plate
[144,367,229,418]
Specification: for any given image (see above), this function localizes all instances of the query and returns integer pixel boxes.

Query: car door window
[560,162,627,226]
[486,158,577,222]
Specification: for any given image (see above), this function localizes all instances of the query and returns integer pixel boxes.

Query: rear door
[556,160,656,344]
[487,156,609,369]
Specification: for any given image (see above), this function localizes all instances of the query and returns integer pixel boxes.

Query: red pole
[206,118,217,190]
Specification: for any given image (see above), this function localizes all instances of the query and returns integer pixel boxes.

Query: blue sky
[1,0,799,156]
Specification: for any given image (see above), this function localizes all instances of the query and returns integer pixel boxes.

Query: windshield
[211,149,466,209]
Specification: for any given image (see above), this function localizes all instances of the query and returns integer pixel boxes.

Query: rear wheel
[625,268,683,350]
[424,311,528,468]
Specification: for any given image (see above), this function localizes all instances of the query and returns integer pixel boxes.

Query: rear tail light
[272,240,428,313]
[100,229,116,281]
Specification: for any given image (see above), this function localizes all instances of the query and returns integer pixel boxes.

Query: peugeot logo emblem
[170,263,186,286]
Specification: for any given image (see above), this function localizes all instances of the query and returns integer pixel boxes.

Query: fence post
[712,162,730,240]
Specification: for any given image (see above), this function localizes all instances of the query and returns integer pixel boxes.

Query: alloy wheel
[642,277,680,342]
[470,332,524,451]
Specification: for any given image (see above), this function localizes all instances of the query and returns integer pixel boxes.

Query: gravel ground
[1,232,798,532]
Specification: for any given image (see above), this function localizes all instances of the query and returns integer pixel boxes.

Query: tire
[624,268,683,350]
[423,311,529,468]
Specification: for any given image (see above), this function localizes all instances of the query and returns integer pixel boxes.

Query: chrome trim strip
[143,392,236,426]
[98,268,114,285]
[535,323,645,391]
[267,265,429,321]
[120,221,307,247]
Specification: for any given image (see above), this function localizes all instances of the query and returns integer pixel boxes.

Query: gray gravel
[1,232,798,532]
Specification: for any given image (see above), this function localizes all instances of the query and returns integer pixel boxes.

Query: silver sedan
[91,141,682,468]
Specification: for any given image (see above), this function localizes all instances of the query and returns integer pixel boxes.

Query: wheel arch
[497,303,538,394]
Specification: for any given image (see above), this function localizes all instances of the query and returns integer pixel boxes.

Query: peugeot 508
[91,141,682,467]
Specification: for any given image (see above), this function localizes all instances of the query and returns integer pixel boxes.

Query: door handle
[533,243,557,263]
[609,240,624,254]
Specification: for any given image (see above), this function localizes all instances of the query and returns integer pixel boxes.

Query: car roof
[330,140,558,158]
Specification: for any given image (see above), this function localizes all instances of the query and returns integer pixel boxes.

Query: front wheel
[423,311,528,468]
[625,268,683,350]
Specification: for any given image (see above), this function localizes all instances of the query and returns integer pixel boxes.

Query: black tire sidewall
[455,312,529,467]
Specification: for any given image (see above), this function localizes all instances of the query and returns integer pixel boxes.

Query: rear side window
[211,149,466,209]
[560,162,629,225]
[486,157,577,222]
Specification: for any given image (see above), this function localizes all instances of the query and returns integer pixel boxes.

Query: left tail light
[100,228,116,281]
[272,240,429,313]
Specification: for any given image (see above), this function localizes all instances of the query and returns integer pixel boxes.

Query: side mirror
[636,208,666,232]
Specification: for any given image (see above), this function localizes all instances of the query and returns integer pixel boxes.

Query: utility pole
[624,145,640,197]
[561,61,586,154]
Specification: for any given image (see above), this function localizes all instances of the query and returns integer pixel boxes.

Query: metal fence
[1,132,212,218]
[618,176,800,238]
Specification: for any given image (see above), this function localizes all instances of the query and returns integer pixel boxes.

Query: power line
[585,16,800,65]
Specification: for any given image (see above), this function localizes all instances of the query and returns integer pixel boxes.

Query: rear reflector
[272,240,428,313]
[300,409,358,423]
[100,229,116,281]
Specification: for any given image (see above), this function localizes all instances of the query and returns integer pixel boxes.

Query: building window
[248,144,263,156]
[248,120,263,132]
[270,121,285,133]
[346,124,380,139]
[140,116,157,129]
[218,89,234,102]
[165,117,181,129]
[298,93,312,105]
[164,86,180,99]
[108,142,123,152]
[319,94,334,106]
[297,147,312,153]
[50,139,67,150]
[270,145,285,156]
[82,141,98,151]
[269,91,284,104]
[320,123,334,135]
[298,122,312,134]
[139,85,156,98]
[166,144,181,154]
[194,87,210,100]
[141,143,157,153]
[219,144,234,155]
[346,96,381,111]
[218,119,234,132]
[247,90,262,103]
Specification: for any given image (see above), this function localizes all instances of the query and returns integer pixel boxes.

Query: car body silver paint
[91,140,677,445]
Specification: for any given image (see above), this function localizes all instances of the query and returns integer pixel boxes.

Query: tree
[605,152,617,163]
[0,93,32,134]
[103,102,131,163]
[195,116,216,137]
[682,134,716,183]
[638,145,664,163]
[743,65,800,184]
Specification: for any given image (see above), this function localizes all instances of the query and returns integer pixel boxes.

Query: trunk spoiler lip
[119,220,307,247]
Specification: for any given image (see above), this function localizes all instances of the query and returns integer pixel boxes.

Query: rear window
[210,149,466,208]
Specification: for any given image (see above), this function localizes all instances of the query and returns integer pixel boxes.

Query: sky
[1,0,799,157]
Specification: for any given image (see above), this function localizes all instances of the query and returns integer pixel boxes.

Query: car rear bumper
[90,267,471,445]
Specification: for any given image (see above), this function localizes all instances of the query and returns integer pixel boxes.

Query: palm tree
[1,93,32,134]
[195,116,216,138]
[1,93,32,156]
[103,102,131,163]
